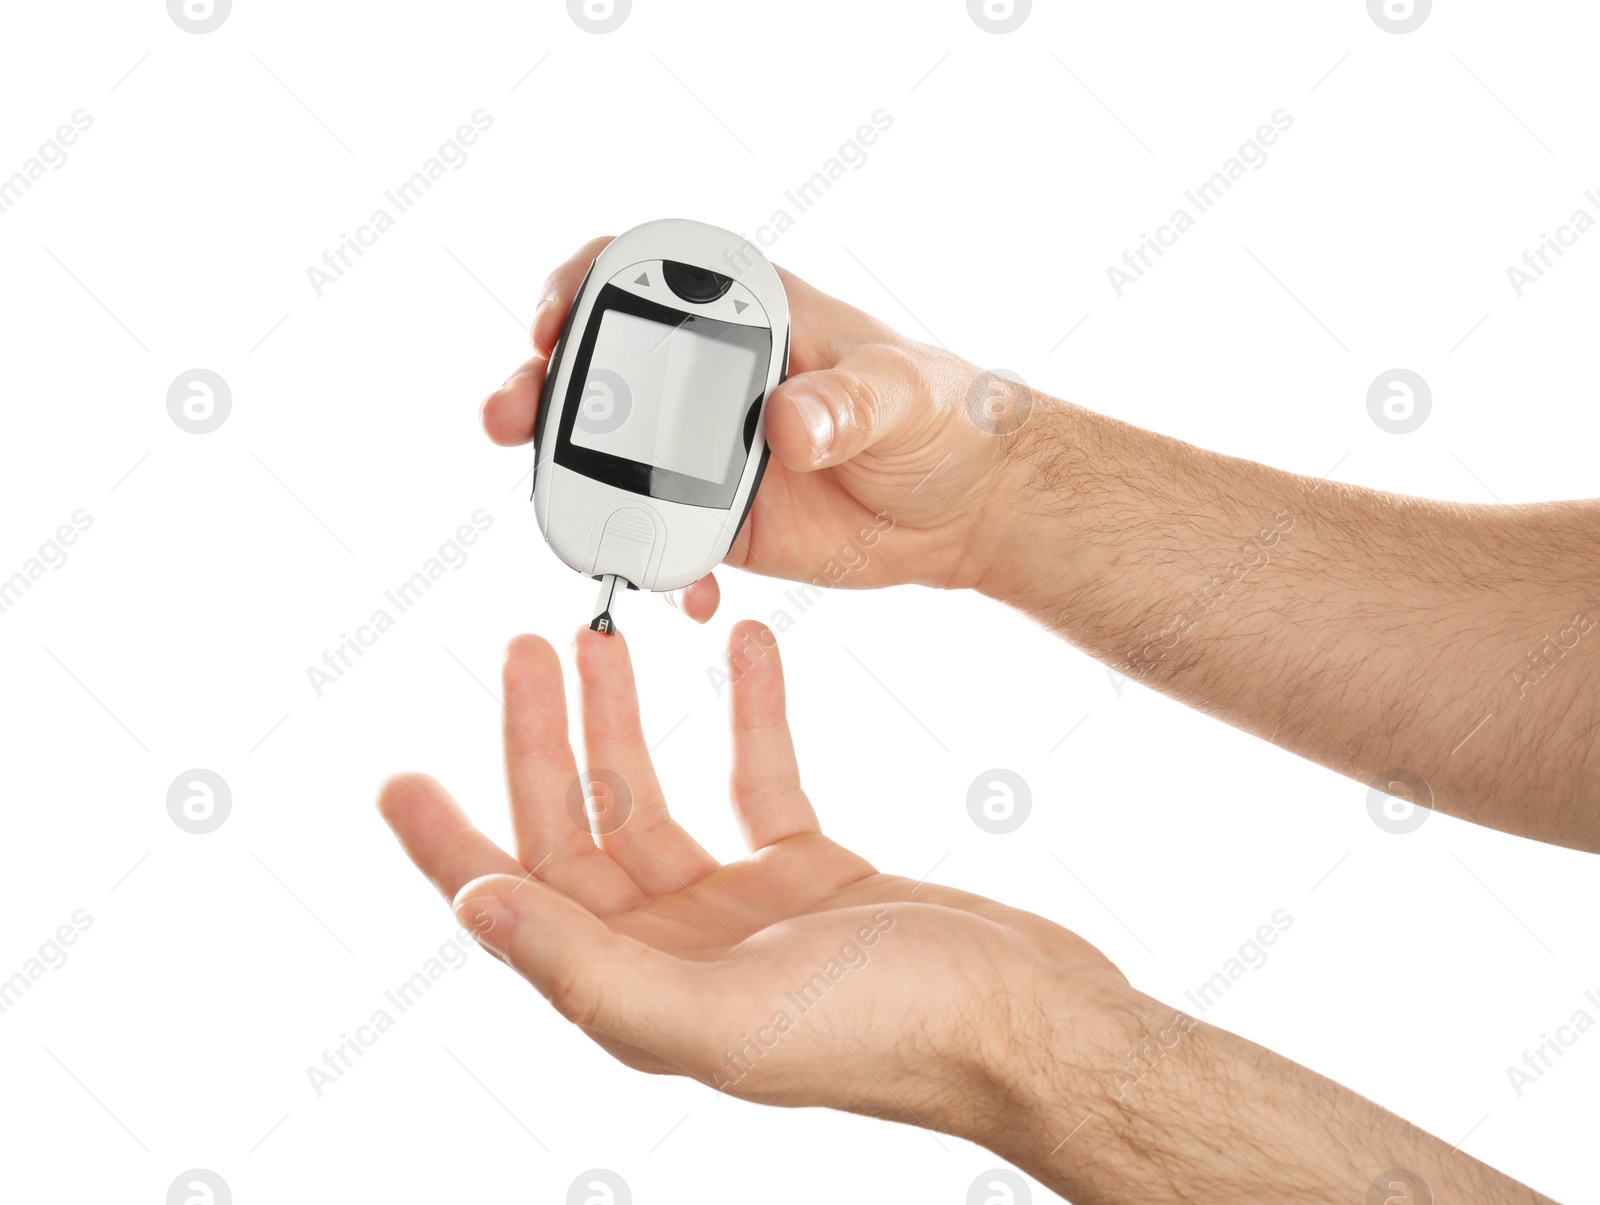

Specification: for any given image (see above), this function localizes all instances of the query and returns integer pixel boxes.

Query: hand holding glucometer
[499,226,1016,631]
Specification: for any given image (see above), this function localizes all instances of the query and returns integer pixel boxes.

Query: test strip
[590,573,624,635]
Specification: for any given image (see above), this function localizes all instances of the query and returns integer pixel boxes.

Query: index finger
[482,234,613,447]
[773,265,886,375]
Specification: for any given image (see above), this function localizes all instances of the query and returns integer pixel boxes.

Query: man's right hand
[482,235,1030,620]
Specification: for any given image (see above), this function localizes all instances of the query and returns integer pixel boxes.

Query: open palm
[378,621,1127,1123]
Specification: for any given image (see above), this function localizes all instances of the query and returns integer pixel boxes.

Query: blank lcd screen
[570,308,763,485]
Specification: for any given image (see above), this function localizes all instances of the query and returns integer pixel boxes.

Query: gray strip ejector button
[595,507,655,585]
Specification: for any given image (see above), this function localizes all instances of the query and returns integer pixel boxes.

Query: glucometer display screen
[554,284,772,509]
[572,309,760,484]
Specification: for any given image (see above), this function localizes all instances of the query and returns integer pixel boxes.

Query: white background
[2,1,1597,1202]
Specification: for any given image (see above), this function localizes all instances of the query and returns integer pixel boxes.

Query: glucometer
[531,219,790,634]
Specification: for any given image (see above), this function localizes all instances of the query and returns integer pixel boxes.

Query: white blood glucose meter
[531,219,790,633]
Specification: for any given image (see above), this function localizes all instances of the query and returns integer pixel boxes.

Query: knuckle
[536,270,568,307]
[834,371,880,439]
[865,343,929,426]
[547,965,607,1030]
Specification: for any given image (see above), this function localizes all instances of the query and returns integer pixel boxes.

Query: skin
[376,237,1595,1200]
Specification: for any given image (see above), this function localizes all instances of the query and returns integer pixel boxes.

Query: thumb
[452,873,705,1056]
[764,365,917,471]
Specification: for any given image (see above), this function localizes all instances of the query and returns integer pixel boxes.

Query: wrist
[967,394,1100,613]
[957,971,1155,1169]
[974,990,1265,1203]
[971,982,1338,1204]
[974,990,1532,1205]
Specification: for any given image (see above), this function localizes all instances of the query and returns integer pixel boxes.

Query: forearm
[977,397,1600,850]
[978,987,1555,1205]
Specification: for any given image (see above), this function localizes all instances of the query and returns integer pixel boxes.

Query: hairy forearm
[980,987,1555,1205]
[977,398,1600,850]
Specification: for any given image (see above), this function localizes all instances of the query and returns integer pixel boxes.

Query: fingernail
[789,391,835,462]
[455,892,514,959]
